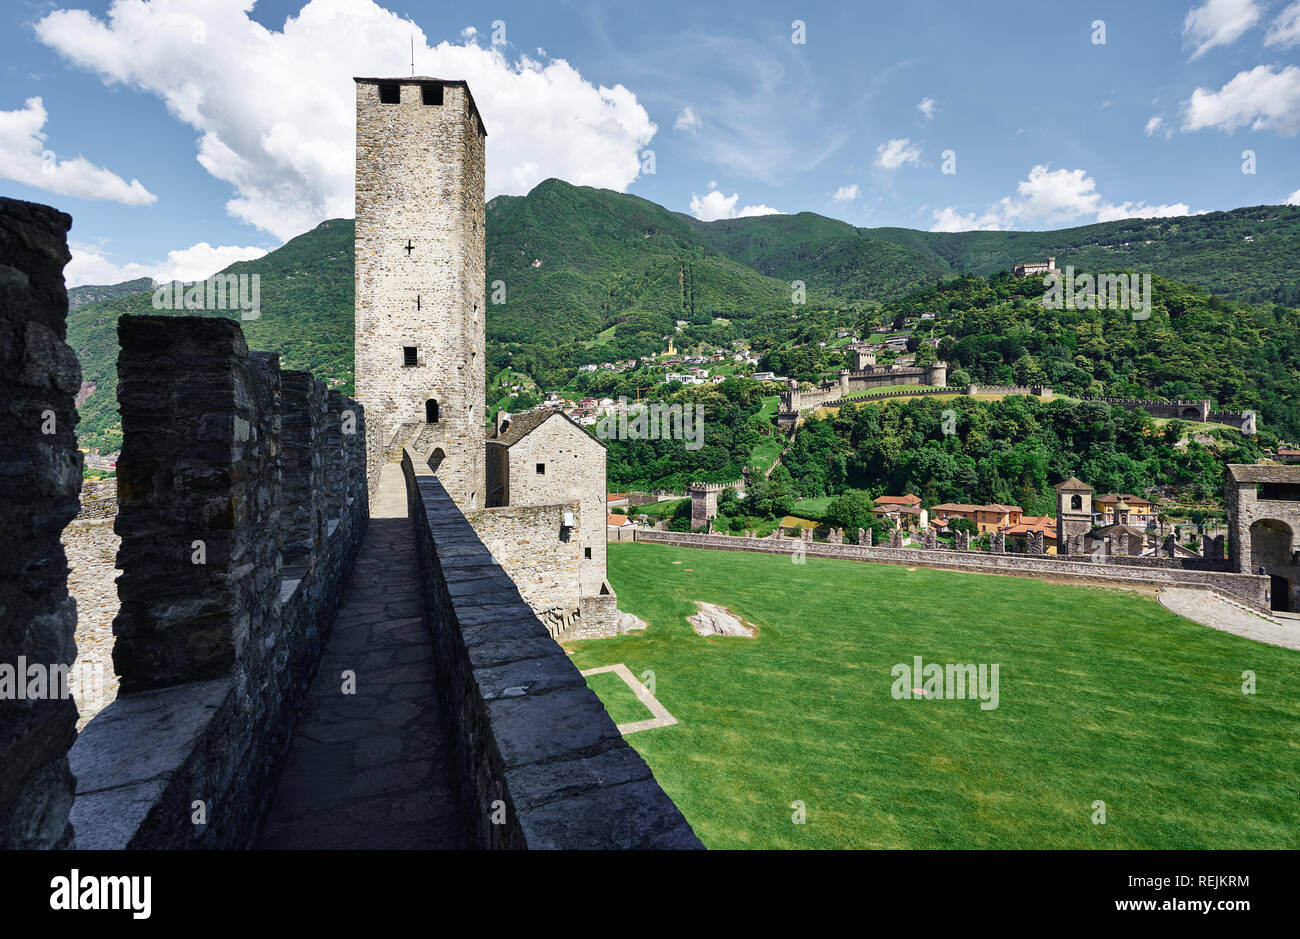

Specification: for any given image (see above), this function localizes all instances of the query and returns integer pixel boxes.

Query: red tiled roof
[1096,493,1153,506]
[874,494,921,506]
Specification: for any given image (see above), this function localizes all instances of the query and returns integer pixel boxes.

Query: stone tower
[1054,476,1094,555]
[354,77,487,507]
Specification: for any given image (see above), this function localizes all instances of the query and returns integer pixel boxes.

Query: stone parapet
[401,450,702,849]
[0,197,80,849]
[66,314,369,848]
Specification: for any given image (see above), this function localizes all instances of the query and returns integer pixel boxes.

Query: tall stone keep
[354,77,487,508]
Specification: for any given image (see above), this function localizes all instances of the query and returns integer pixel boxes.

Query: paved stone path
[260,465,467,848]
[579,664,678,735]
[1159,587,1300,651]
[64,518,122,728]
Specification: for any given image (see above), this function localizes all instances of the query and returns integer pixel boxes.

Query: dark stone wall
[0,197,81,849]
[68,315,370,848]
[401,451,703,849]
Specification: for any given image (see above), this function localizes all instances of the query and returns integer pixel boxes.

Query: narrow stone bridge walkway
[260,465,466,848]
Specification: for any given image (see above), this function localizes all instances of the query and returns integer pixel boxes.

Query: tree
[825,491,877,544]
[948,517,978,536]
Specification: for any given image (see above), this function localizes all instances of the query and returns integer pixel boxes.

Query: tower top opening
[353,77,487,135]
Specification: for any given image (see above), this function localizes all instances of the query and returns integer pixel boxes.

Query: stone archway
[1250,518,1295,612]
[1181,406,1202,419]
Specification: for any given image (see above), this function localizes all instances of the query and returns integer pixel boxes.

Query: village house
[931,503,1024,533]
[1094,493,1158,527]
[1003,515,1058,552]
[872,494,925,529]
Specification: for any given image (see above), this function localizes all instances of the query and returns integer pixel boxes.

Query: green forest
[64,180,1300,460]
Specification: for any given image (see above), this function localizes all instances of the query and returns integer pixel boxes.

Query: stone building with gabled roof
[479,408,615,635]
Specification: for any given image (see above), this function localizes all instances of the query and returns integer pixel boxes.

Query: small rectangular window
[584,547,592,559]
[421,82,443,105]
[379,82,400,104]
[403,346,418,367]
[535,463,545,475]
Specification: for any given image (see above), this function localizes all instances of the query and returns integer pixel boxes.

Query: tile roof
[1226,464,1300,484]
[874,494,921,505]
[487,408,606,449]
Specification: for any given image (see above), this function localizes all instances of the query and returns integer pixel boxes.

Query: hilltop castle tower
[354,77,487,507]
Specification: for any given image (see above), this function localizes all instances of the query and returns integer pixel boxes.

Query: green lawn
[746,395,784,474]
[582,670,655,725]
[631,497,688,518]
[567,542,1300,849]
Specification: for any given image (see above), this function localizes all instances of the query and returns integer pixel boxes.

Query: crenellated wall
[632,529,1269,609]
[401,451,702,849]
[67,314,370,849]
[0,197,81,849]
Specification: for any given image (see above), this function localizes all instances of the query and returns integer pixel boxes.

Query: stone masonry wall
[402,451,702,849]
[354,78,485,508]
[633,530,1269,608]
[0,197,81,849]
[466,502,582,619]
[501,414,608,597]
[67,314,369,848]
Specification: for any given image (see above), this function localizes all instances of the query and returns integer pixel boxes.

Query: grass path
[566,542,1300,849]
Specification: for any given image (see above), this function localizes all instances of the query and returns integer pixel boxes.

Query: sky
[2,0,1298,287]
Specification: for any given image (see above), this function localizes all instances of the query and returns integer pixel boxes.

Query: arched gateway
[1226,465,1300,613]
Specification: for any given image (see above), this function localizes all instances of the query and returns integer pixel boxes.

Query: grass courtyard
[565,542,1300,849]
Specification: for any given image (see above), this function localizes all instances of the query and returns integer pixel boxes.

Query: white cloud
[917,97,937,119]
[1145,115,1165,136]
[929,164,1194,232]
[1181,65,1300,136]
[929,206,1002,232]
[35,0,657,241]
[0,96,155,205]
[688,189,781,221]
[831,183,860,203]
[996,165,1103,227]
[65,241,267,288]
[674,106,701,133]
[1183,0,1262,59]
[1266,1,1300,46]
[1286,187,1300,205]
[1095,201,1193,222]
[875,137,921,169]
[461,26,477,39]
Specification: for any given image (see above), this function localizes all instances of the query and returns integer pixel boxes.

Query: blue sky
[2,0,1298,285]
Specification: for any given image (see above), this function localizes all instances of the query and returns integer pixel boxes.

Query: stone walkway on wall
[64,518,122,729]
[1158,587,1300,651]
[259,465,467,848]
